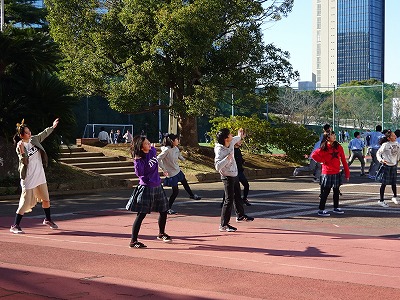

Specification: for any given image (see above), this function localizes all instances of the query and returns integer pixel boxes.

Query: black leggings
[131,211,168,242]
[380,184,397,201]
[168,178,194,208]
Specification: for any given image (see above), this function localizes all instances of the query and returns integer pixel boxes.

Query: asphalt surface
[1,164,399,299]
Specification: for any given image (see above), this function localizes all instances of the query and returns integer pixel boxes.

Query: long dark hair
[320,131,339,151]
[130,135,147,159]
[162,133,179,147]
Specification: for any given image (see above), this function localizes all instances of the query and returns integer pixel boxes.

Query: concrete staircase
[59,146,137,185]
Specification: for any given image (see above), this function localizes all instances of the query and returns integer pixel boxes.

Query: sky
[261,1,400,86]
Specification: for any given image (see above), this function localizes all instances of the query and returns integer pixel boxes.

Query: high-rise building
[312,0,385,90]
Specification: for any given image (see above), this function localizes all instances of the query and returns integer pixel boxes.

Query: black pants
[220,176,245,226]
[380,184,397,201]
[238,171,249,199]
[319,187,340,210]
[168,178,194,208]
[131,211,167,242]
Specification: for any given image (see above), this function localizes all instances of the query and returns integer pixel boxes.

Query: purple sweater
[134,147,161,188]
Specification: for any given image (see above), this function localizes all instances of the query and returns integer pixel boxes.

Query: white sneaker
[391,197,399,204]
[378,201,389,208]
[167,209,177,214]
[293,168,299,176]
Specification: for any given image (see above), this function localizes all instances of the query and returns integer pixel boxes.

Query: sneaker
[129,241,147,248]
[378,201,389,208]
[368,175,376,180]
[391,197,399,204]
[219,224,237,232]
[332,208,345,214]
[157,233,172,243]
[312,178,320,183]
[293,168,299,176]
[10,224,24,234]
[317,210,330,217]
[360,173,366,177]
[190,194,202,200]
[243,198,251,206]
[236,215,254,222]
[167,209,177,215]
[43,219,58,229]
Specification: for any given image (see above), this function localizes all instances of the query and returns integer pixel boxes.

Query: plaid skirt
[132,185,169,213]
[163,170,185,187]
[380,165,397,185]
[320,173,342,189]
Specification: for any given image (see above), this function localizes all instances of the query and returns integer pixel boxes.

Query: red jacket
[311,143,350,179]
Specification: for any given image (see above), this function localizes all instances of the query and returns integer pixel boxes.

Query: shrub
[209,115,271,153]
[269,122,318,163]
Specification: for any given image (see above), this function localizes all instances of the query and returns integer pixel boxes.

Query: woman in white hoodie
[376,130,400,207]
[157,134,201,214]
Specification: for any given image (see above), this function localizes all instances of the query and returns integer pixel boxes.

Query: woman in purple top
[129,135,171,248]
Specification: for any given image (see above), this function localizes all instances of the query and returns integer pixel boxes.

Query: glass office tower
[312,0,385,89]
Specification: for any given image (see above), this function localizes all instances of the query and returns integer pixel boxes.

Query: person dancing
[10,118,60,234]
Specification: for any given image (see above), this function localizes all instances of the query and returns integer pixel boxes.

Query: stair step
[60,146,85,153]
[59,152,104,158]
[59,156,120,164]
[71,161,133,169]
[87,166,133,174]
[102,172,137,180]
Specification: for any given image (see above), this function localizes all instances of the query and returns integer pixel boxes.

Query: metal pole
[332,85,335,132]
[1,0,4,32]
[231,91,234,117]
[381,83,384,129]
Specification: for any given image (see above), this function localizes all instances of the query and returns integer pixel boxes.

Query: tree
[3,0,48,30]
[46,0,298,146]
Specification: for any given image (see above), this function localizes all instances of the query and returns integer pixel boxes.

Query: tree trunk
[178,115,199,147]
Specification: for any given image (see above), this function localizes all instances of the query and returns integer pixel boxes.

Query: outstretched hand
[238,128,246,138]
[52,118,60,129]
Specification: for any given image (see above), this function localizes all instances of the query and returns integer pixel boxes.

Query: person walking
[363,125,384,179]
[347,131,366,176]
[311,131,350,217]
[157,133,201,215]
[129,135,172,248]
[215,128,254,232]
[376,130,400,207]
[10,118,60,234]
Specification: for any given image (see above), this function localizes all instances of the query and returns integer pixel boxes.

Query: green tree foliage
[269,121,318,163]
[209,115,271,153]
[46,0,299,146]
[209,115,318,163]
[0,28,77,157]
[3,0,48,30]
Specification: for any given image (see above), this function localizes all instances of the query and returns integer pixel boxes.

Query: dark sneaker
[129,241,147,248]
[167,209,177,215]
[157,233,172,243]
[190,194,202,200]
[317,210,330,217]
[10,225,24,234]
[219,224,237,232]
[243,198,251,206]
[43,219,58,229]
[332,208,345,214]
[236,215,254,222]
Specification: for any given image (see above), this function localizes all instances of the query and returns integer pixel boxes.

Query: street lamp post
[1,0,4,32]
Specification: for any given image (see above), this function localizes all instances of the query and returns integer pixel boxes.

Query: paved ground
[1,164,400,299]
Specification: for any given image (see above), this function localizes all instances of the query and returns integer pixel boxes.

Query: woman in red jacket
[311,131,350,217]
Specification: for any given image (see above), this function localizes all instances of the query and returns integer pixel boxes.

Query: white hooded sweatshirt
[214,136,241,177]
